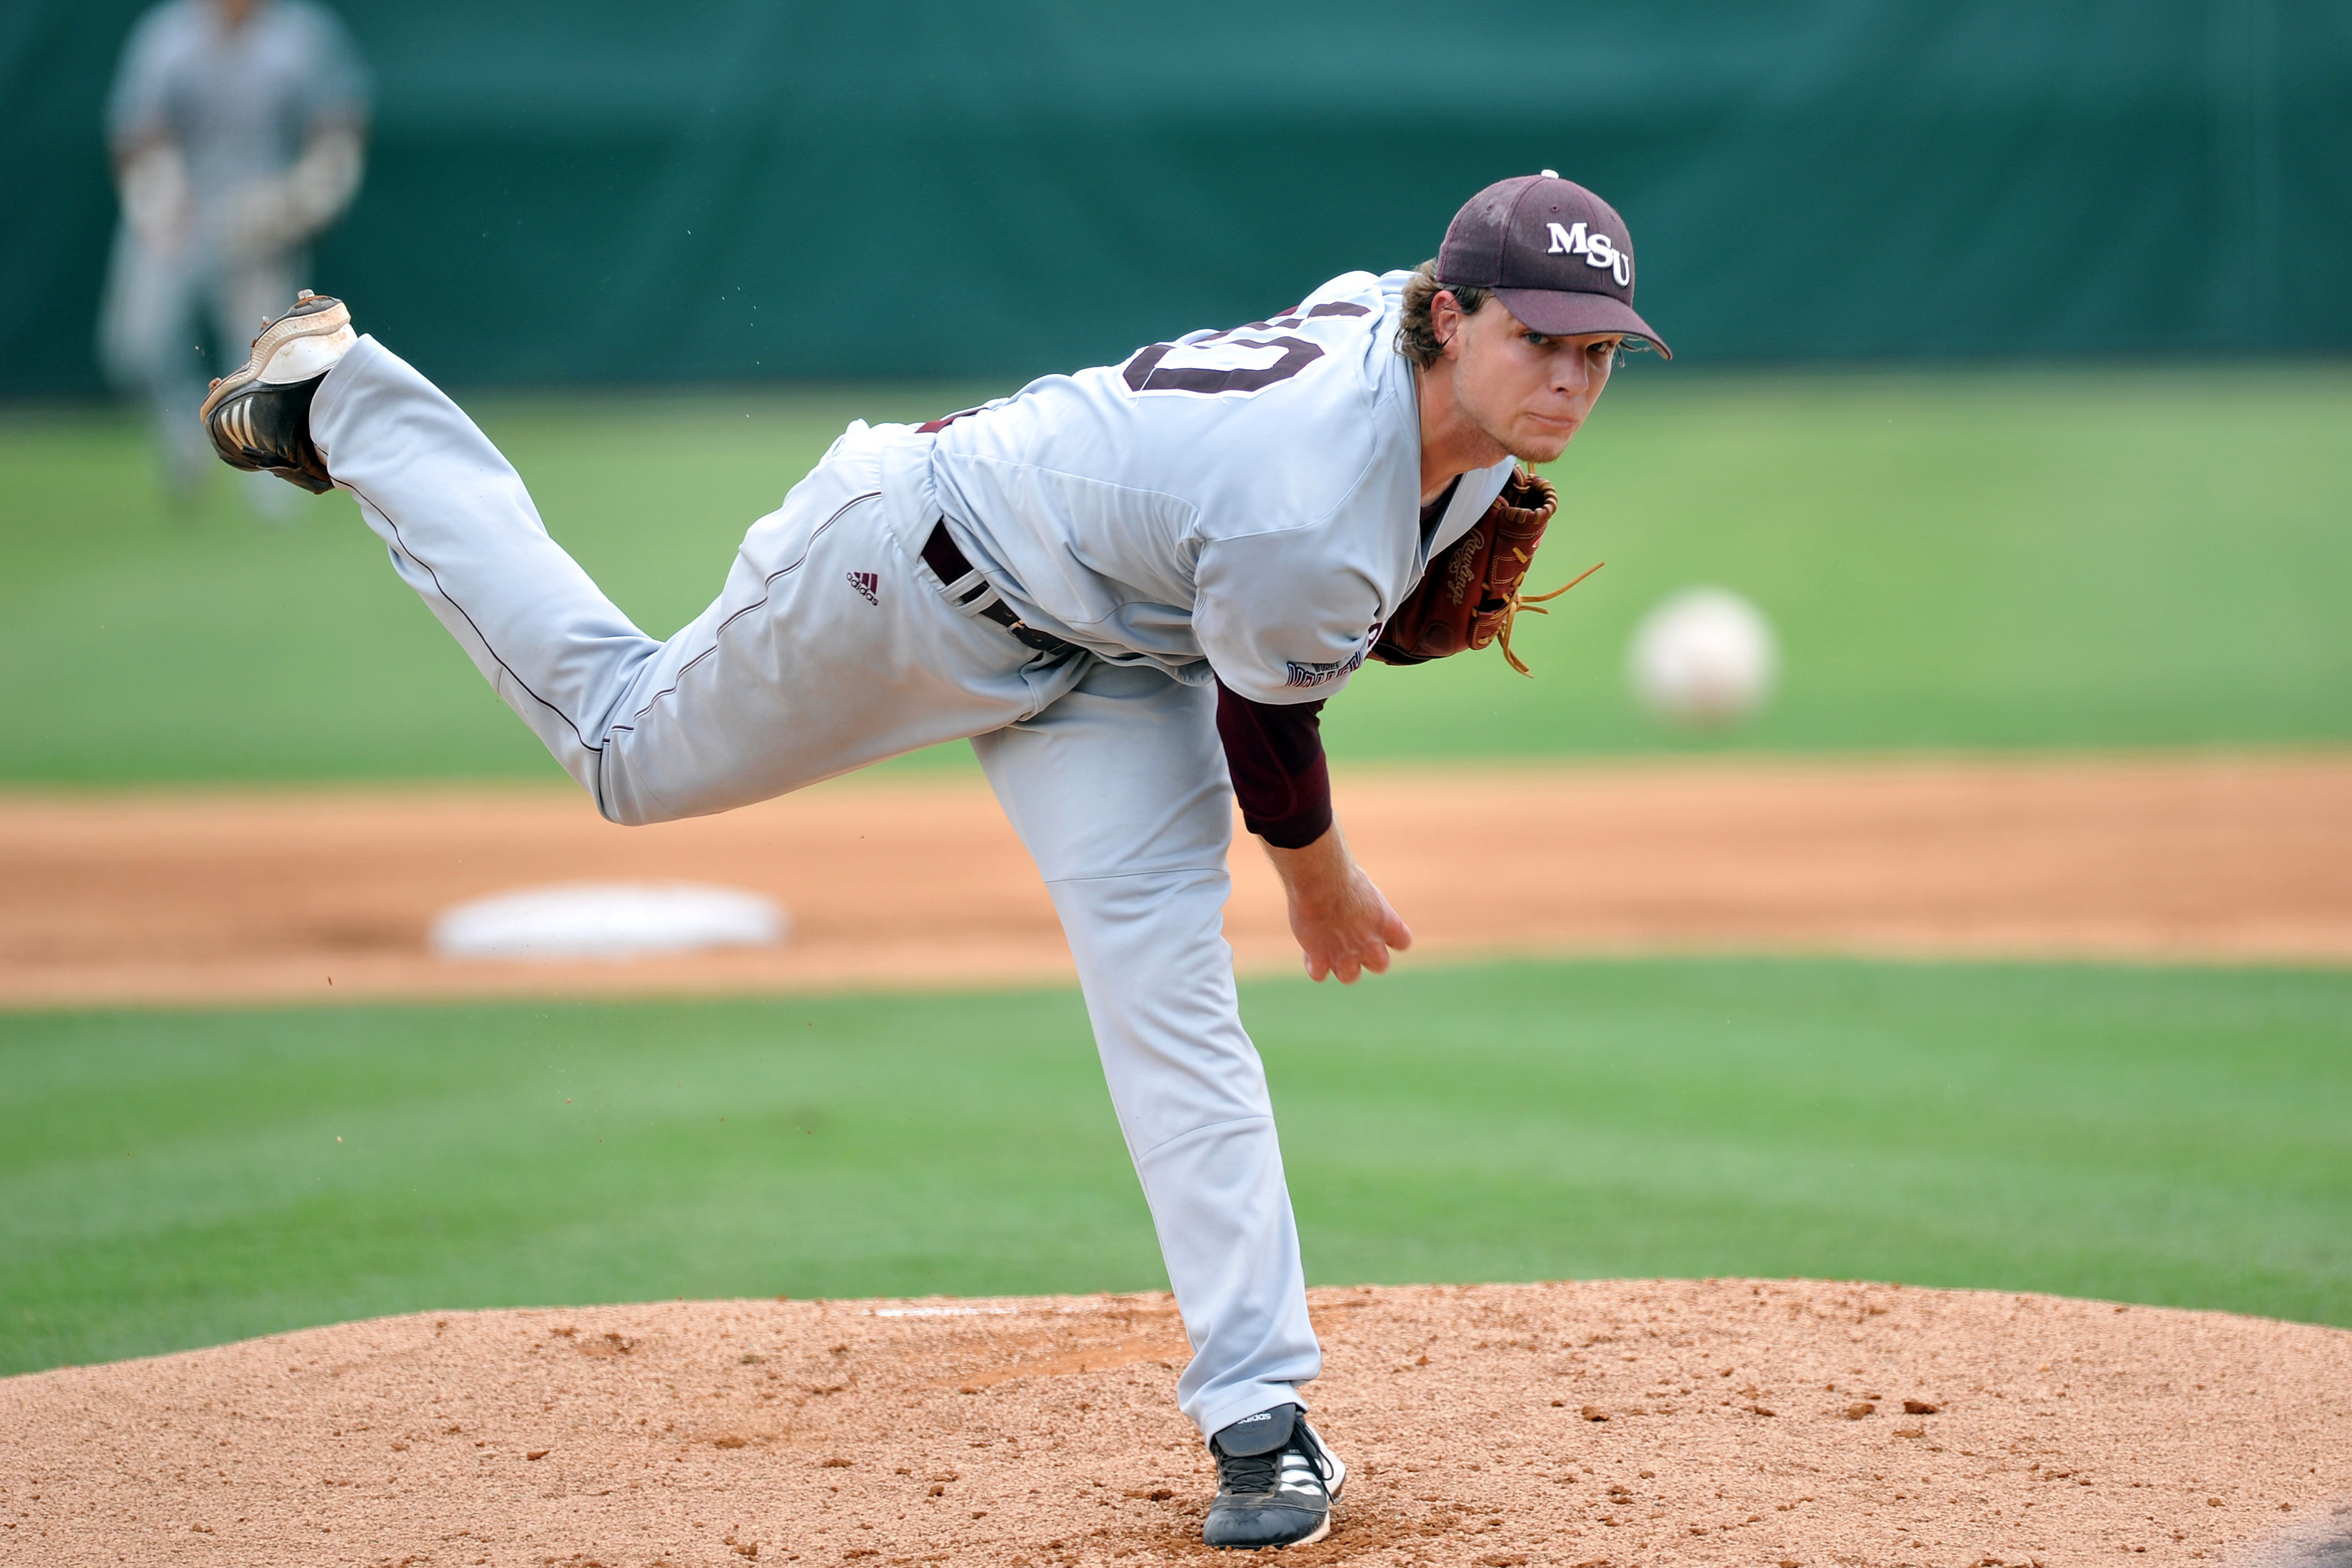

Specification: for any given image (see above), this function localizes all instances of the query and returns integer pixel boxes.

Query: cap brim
[1491,287,1672,359]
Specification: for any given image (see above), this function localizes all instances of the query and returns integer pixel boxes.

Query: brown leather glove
[1371,465,1602,675]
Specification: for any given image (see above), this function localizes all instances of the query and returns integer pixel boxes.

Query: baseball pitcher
[199,173,1668,1550]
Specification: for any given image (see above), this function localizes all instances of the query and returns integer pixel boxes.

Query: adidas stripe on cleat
[198,290,356,494]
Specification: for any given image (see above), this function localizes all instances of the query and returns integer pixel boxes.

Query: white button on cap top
[1541,168,1559,178]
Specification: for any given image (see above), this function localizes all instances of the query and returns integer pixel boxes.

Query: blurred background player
[99,0,369,518]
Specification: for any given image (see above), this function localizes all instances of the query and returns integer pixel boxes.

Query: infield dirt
[4,1279,2346,1568]
[5,751,2351,1009]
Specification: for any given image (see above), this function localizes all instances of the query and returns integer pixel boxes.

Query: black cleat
[198,290,355,494]
[1202,1402,1345,1549]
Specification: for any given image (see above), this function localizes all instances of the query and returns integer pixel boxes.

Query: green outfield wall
[5,0,2346,394]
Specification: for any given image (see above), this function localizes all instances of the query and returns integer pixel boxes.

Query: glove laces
[1495,557,1605,676]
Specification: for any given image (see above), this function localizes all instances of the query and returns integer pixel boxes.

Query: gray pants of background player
[310,335,1322,1441]
[99,224,302,514]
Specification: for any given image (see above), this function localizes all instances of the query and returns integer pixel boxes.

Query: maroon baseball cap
[1437,172,1671,358]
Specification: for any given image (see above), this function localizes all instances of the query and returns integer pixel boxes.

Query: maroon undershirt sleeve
[1213,487,1450,848]
[1214,678,1332,850]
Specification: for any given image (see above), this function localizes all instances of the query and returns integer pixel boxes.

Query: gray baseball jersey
[107,0,370,197]
[910,269,1516,705]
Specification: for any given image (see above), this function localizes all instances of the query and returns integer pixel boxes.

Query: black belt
[922,520,1078,656]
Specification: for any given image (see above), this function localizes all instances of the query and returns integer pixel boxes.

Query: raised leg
[972,660,1322,1440]
[307,334,1069,822]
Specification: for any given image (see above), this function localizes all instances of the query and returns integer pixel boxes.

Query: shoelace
[1215,1446,1282,1496]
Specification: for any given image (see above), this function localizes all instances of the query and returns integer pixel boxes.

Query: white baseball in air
[1627,588,1778,727]
[430,881,786,961]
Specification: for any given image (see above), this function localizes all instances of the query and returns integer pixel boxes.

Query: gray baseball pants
[310,335,1321,1439]
[100,222,301,509]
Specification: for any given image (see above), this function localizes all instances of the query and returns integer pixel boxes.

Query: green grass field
[3,363,2349,783]
[6,957,2346,1377]
[4,367,2345,1382]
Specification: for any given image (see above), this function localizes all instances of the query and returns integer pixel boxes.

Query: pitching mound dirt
[4,1280,2345,1567]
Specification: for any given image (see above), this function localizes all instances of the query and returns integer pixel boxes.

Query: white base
[429,881,787,961]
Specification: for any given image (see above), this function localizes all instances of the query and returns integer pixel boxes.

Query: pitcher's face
[1439,294,1619,465]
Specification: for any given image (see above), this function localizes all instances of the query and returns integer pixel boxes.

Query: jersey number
[1121,300,1370,397]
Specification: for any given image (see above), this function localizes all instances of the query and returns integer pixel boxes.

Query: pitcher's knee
[1134,1113,1281,1172]
[587,760,685,827]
